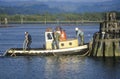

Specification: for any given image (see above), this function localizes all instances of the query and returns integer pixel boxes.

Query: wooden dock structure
[90,12,120,57]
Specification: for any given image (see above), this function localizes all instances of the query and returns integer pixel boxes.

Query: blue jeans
[52,40,59,49]
[23,40,32,50]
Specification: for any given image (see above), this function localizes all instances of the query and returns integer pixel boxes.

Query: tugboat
[4,27,89,56]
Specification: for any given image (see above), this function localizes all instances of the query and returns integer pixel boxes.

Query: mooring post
[90,12,120,57]
[21,15,24,24]
[4,18,8,24]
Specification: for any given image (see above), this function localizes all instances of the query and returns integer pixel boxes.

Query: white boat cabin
[45,31,79,49]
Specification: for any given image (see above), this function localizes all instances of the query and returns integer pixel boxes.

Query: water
[0,24,120,79]
[0,24,99,54]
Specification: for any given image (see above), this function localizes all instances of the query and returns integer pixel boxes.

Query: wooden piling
[90,12,120,57]
[4,18,8,24]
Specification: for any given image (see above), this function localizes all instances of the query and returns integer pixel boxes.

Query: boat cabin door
[45,32,54,49]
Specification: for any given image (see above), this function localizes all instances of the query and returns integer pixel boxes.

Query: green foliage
[0,12,119,23]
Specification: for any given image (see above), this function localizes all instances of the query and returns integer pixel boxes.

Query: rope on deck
[79,49,90,56]
[3,49,9,56]
[10,49,16,57]
[3,48,16,57]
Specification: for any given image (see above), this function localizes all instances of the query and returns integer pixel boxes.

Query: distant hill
[0,0,120,14]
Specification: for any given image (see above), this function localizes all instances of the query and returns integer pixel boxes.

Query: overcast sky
[1,0,113,2]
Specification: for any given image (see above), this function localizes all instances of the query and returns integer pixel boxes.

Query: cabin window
[61,43,64,47]
[47,33,52,40]
[69,42,72,45]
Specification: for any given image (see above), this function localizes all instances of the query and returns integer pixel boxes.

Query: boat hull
[4,44,89,56]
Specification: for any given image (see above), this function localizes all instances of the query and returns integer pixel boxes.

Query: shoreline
[0,23,99,27]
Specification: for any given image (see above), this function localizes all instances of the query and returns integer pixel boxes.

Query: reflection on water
[44,56,86,79]
[0,56,120,79]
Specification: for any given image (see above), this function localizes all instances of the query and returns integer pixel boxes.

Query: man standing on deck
[52,30,60,49]
[23,32,32,50]
[75,27,84,45]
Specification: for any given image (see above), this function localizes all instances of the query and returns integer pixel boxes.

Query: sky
[1,0,113,2]
[36,0,112,2]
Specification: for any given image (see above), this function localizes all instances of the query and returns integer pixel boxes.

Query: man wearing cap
[75,27,84,45]
[24,32,32,50]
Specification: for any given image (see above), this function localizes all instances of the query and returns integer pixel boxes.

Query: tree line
[0,12,120,22]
